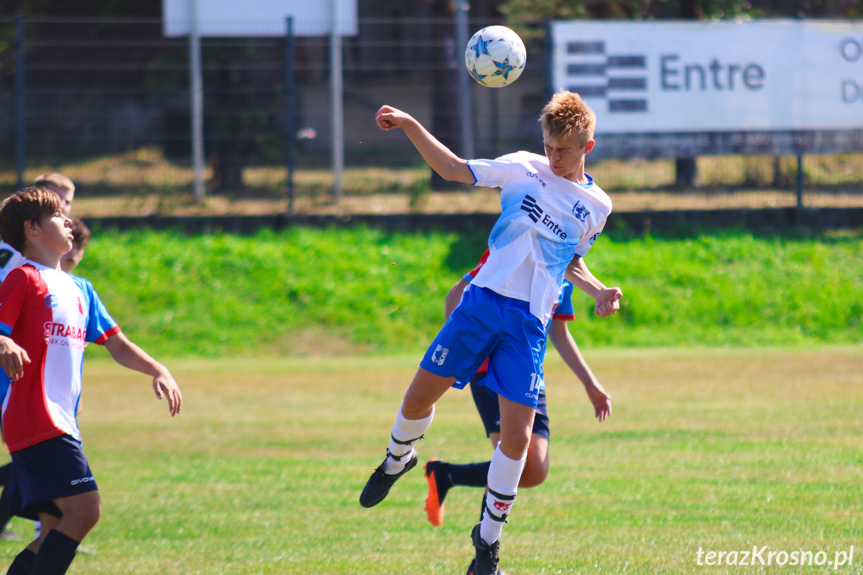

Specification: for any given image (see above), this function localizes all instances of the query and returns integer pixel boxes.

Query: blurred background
[2,0,863,218]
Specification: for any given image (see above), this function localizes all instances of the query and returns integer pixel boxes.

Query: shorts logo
[71,476,95,486]
[431,345,449,366]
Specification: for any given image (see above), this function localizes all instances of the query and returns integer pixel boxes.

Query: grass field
[1,348,860,574]
[71,227,863,357]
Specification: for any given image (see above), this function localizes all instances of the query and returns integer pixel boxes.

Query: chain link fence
[1,16,862,218]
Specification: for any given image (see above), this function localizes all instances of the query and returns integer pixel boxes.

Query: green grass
[74,227,863,357]
[0,348,859,574]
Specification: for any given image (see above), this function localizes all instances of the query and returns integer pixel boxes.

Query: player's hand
[584,381,612,422]
[375,105,412,131]
[153,370,182,417]
[0,336,30,381]
[594,287,622,318]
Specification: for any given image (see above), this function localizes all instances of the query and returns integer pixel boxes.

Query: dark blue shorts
[420,285,546,408]
[8,434,98,520]
[469,372,550,440]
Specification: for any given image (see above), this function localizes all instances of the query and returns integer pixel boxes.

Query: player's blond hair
[33,172,75,194]
[0,187,65,253]
[539,91,596,147]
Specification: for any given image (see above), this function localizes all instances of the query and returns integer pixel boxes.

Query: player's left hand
[594,287,622,318]
[584,381,612,422]
[153,371,182,416]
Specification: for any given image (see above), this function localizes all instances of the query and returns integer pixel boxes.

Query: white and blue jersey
[420,151,610,408]
[467,151,611,325]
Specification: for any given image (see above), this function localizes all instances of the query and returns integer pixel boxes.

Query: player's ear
[584,139,596,155]
[24,219,40,237]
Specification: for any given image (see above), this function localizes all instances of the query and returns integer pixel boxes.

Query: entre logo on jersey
[520,195,567,240]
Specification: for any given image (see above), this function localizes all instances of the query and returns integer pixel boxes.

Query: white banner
[163,0,358,37]
[552,20,863,155]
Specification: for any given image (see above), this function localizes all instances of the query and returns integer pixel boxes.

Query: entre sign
[551,20,863,158]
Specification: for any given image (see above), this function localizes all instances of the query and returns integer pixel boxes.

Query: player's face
[38,211,74,256]
[61,244,85,274]
[543,129,595,182]
[45,185,74,215]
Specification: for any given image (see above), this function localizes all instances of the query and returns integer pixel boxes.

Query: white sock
[383,406,434,474]
[480,445,526,545]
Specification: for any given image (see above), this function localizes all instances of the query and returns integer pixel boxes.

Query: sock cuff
[486,445,526,497]
[44,529,81,553]
[392,406,434,442]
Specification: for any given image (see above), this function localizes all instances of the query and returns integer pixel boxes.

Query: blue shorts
[470,372,550,440]
[8,434,98,520]
[419,285,546,408]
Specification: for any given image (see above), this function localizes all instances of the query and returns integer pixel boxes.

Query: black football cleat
[471,523,500,575]
[359,451,418,508]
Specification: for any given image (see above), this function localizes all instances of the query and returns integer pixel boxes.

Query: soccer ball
[465,26,527,88]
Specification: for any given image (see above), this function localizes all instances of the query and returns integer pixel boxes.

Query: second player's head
[33,172,75,215]
[61,218,91,274]
[0,187,71,255]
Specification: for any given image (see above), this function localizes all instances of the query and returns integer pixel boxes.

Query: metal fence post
[796,154,804,211]
[285,16,296,214]
[189,0,206,203]
[15,13,26,190]
[456,2,474,160]
[330,0,344,202]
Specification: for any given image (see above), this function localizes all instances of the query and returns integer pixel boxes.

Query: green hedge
[77,227,863,357]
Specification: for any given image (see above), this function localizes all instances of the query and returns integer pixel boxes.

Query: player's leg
[472,398,534,575]
[507,388,550,488]
[0,462,15,539]
[426,382,551,530]
[362,286,497,509]
[359,368,455,508]
[6,435,100,575]
[30,491,100,575]
[485,431,548,488]
[424,374,497,526]
[5,510,59,575]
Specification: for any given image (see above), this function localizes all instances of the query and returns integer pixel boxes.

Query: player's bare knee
[73,503,101,532]
[498,435,531,460]
[399,397,433,420]
[519,463,549,487]
[61,493,102,532]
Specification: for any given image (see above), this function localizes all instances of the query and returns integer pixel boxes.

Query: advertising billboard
[552,20,863,158]
[163,0,358,37]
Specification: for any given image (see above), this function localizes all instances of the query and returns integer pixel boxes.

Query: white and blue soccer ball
[464,25,527,88]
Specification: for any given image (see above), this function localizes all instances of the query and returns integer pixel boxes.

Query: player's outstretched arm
[103,332,182,416]
[547,320,611,422]
[375,105,474,184]
[565,256,622,317]
[0,336,30,381]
